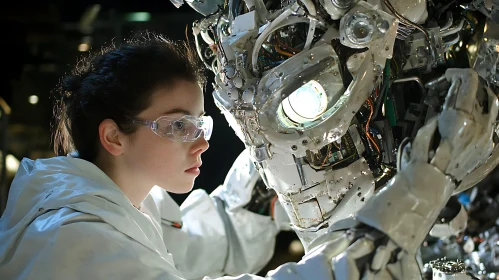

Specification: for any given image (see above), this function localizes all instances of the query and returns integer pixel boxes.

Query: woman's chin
[160,181,195,194]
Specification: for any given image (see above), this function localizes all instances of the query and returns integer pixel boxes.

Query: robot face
[206,1,398,158]
[189,0,400,234]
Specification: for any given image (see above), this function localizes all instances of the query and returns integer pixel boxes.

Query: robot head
[177,0,411,247]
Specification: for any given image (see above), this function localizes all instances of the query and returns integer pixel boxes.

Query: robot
[171,0,499,278]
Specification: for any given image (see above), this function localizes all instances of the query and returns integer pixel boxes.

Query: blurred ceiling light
[485,38,489,42]
[459,41,463,47]
[288,239,304,256]
[125,12,151,22]
[496,44,499,52]
[468,45,478,53]
[28,95,39,105]
[6,154,20,174]
[78,43,89,52]
[80,4,101,34]
[0,97,11,116]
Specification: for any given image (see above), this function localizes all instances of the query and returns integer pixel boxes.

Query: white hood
[0,156,179,279]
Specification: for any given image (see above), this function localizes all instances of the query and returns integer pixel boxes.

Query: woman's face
[123,80,209,193]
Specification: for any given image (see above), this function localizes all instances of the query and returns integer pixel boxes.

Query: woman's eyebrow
[162,108,192,115]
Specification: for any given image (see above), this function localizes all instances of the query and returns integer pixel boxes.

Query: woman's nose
[191,133,209,155]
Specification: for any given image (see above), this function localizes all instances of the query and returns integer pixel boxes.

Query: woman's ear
[98,119,125,156]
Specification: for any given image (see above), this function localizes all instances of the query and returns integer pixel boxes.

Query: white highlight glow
[282,80,328,124]
[78,43,89,52]
[6,154,19,174]
[288,239,304,256]
[28,95,39,105]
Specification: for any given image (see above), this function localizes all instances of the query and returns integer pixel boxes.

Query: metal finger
[425,75,449,91]
[371,245,390,272]
[371,240,398,271]
[307,230,345,254]
[382,246,420,279]
[398,141,411,170]
[333,252,361,280]
[430,139,451,173]
[316,232,354,260]
[442,76,460,111]
[411,117,438,163]
[344,237,375,259]
[445,68,479,114]
[332,238,376,280]
[331,238,374,280]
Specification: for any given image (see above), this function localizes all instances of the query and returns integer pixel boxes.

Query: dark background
[0,1,302,275]
[0,1,244,200]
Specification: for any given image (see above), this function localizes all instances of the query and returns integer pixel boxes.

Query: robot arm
[302,68,499,279]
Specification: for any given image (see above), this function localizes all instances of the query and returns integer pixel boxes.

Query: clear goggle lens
[134,115,213,142]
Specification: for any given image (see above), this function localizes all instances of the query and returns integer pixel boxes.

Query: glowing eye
[172,120,185,130]
[281,80,328,124]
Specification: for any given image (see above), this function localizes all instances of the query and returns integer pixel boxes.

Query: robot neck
[265,120,397,249]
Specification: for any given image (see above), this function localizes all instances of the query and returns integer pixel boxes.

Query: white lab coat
[0,156,280,280]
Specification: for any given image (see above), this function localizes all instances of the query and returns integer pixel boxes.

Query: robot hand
[422,68,499,183]
[301,68,498,279]
[211,149,291,230]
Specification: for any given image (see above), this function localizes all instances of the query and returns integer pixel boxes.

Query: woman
[0,31,333,280]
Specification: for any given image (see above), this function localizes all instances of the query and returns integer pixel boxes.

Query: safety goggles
[131,115,213,142]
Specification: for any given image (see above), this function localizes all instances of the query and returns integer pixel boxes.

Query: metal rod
[383,0,431,43]
[393,76,427,96]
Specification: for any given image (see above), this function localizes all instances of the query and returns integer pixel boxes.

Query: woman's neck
[94,155,151,208]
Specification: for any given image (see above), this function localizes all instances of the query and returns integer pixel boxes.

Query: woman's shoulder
[26,207,112,238]
[0,207,183,280]
[21,207,157,258]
